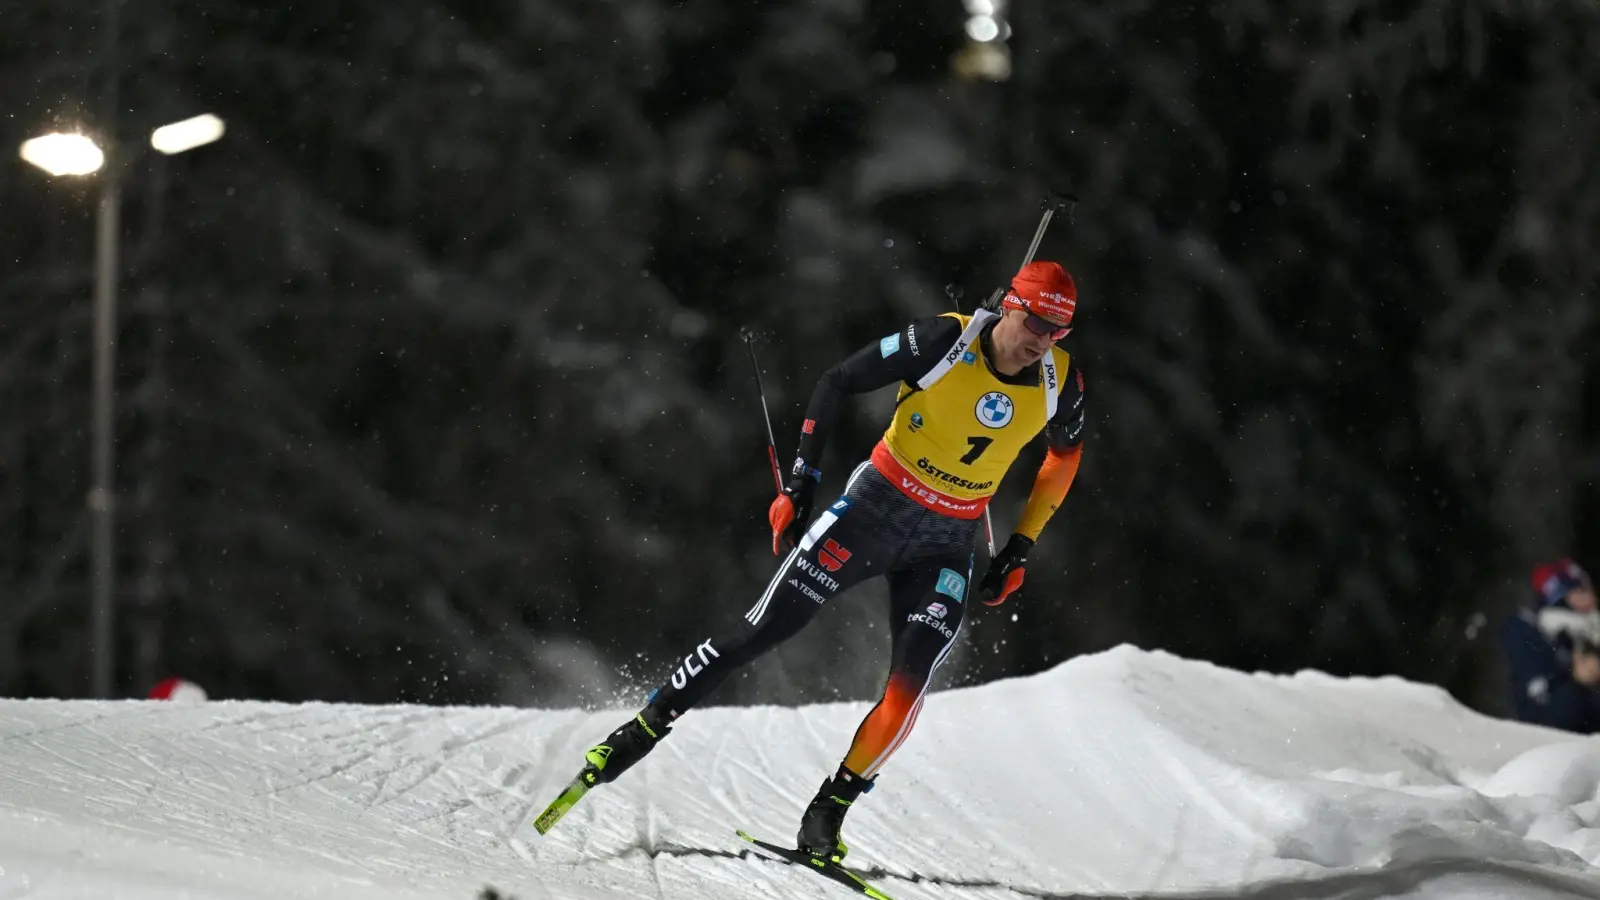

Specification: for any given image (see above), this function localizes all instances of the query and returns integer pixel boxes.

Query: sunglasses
[1022,313,1071,341]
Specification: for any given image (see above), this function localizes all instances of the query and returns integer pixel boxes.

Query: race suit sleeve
[789,316,962,479]
[1014,360,1086,541]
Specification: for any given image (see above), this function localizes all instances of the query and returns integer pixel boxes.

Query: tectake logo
[907,610,956,639]
[975,392,1014,428]
[926,601,948,619]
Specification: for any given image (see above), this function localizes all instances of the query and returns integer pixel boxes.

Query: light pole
[19,113,225,698]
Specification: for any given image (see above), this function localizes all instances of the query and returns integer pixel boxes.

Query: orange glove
[769,494,797,556]
[768,476,816,556]
[977,534,1032,606]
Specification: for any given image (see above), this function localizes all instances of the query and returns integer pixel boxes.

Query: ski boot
[534,702,675,834]
[580,703,673,786]
[796,764,874,861]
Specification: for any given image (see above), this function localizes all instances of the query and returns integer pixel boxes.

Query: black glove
[978,534,1033,606]
[768,461,820,555]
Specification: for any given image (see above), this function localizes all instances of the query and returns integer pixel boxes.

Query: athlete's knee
[684,608,798,678]
[664,637,727,691]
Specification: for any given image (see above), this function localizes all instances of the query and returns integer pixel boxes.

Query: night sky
[1,1,1595,716]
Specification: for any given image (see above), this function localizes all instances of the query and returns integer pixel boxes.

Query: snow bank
[0,645,1596,900]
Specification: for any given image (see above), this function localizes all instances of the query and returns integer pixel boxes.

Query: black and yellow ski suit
[648,309,1085,780]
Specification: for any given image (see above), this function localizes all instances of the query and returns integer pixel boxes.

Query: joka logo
[819,538,852,572]
[670,640,720,690]
[1045,362,1058,392]
[944,336,971,365]
[975,392,1015,429]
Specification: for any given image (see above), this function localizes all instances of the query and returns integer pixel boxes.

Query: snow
[2,645,1599,900]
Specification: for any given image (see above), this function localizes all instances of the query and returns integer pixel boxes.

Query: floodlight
[150,114,225,155]
[965,15,1001,42]
[20,132,106,177]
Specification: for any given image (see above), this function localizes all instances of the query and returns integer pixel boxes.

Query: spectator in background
[1501,558,1600,733]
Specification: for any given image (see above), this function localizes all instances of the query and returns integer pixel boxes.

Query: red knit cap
[1532,558,1592,606]
[1003,261,1078,328]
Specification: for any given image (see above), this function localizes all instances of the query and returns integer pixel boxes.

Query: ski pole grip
[1041,189,1080,211]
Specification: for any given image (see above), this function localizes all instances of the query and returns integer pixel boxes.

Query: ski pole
[741,328,785,494]
[982,189,1080,312]
[976,189,1079,558]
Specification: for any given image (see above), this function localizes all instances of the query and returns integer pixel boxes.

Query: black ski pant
[647,460,977,780]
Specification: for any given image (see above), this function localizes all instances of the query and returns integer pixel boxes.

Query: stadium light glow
[150,114,226,155]
[954,0,1011,81]
[19,132,106,177]
[965,15,1001,42]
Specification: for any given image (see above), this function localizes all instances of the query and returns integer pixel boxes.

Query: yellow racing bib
[871,311,1069,518]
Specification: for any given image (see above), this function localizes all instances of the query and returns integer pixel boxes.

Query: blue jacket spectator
[1501,558,1600,733]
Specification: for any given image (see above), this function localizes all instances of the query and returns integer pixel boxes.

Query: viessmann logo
[898,477,983,514]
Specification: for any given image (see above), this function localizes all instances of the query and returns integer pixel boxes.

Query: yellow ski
[736,829,895,900]
[532,776,591,835]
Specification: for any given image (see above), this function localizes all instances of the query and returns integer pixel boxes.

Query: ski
[736,829,894,900]
[532,774,591,835]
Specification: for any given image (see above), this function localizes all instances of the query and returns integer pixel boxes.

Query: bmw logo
[975,392,1014,428]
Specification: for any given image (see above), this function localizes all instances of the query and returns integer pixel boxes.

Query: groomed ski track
[2,645,1598,900]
